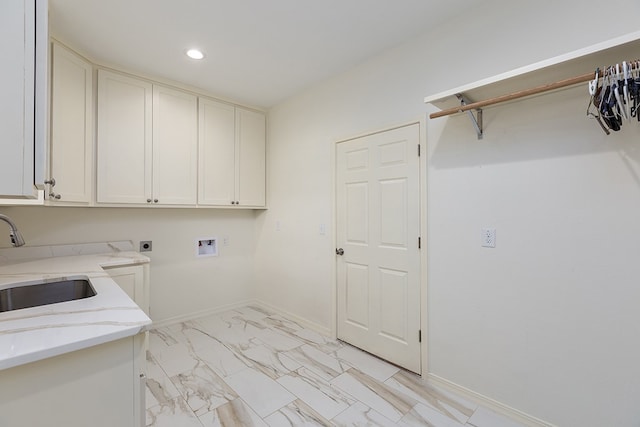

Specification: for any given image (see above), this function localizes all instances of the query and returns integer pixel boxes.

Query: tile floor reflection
[146,306,525,427]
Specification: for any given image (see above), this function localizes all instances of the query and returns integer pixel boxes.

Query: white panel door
[198,98,236,206]
[152,85,197,205]
[49,43,93,203]
[97,70,152,203]
[236,108,266,207]
[336,123,421,373]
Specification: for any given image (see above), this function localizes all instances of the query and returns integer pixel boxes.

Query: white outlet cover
[481,228,496,248]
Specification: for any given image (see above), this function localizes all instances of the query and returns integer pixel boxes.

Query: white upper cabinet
[0,0,47,200]
[198,98,236,205]
[73,63,265,209]
[199,100,266,207]
[48,42,93,204]
[97,70,198,206]
[96,69,153,204]
[236,107,266,207]
[152,85,198,205]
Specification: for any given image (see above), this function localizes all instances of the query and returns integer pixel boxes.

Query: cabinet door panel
[152,85,197,205]
[50,43,93,203]
[198,98,235,206]
[97,70,152,203]
[0,0,34,197]
[236,108,266,207]
[105,265,148,315]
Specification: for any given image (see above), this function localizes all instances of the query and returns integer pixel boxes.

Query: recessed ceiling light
[186,49,205,60]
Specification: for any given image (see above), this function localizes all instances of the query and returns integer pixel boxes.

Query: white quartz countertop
[0,243,152,370]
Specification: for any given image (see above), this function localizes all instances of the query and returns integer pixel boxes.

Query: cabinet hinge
[419,329,422,343]
[418,236,421,249]
[418,144,421,157]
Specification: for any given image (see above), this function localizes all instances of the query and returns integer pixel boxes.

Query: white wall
[0,206,258,323]
[255,0,640,425]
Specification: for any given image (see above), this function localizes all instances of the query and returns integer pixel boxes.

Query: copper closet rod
[429,72,596,119]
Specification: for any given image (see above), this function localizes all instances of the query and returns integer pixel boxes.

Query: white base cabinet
[105,263,150,316]
[0,334,146,427]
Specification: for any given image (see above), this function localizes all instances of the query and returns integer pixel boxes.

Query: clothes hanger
[614,63,628,121]
[601,67,621,131]
[623,61,632,120]
[587,68,610,135]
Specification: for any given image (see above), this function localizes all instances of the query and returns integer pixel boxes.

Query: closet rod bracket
[456,94,483,140]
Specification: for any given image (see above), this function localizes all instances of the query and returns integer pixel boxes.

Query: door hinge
[418,236,421,249]
[419,329,422,342]
[418,144,421,157]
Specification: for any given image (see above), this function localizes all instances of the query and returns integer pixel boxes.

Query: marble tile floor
[146,306,526,427]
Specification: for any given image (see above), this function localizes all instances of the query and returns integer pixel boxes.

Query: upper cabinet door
[152,85,197,205]
[96,69,152,204]
[0,0,46,199]
[49,42,93,204]
[236,108,266,207]
[198,98,235,206]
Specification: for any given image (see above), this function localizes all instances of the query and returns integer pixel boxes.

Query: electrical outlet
[140,240,152,252]
[481,228,496,248]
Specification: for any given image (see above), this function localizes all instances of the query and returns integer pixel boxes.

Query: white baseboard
[426,374,556,427]
[251,299,332,337]
[150,299,254,329]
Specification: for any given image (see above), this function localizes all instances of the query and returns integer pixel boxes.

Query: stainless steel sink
[0,278,96,313]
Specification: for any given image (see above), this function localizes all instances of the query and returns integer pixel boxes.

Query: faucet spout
[0,214,25,247]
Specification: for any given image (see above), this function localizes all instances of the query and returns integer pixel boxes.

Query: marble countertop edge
[0,322,150,371]
[0,242,152,371]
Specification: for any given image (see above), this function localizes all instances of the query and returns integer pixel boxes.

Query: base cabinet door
[105,264,149,315]
[48,42,93,204]
[0,335,145,427]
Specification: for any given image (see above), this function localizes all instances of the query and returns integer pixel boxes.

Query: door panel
[345,263,370,329]
[379,267,408,342]
[336,123,421,373]
[379,178,408,247]
[346,182,369,244]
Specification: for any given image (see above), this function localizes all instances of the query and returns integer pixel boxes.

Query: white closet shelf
[424,30,640,116]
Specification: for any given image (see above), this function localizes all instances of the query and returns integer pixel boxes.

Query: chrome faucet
[0,214,25,247]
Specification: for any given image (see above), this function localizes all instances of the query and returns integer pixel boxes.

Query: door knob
[336,248,344,256]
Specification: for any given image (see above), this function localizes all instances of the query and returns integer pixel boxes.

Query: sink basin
[0,278,96,313]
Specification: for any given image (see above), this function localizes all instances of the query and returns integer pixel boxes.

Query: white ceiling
[49,0,481,108]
